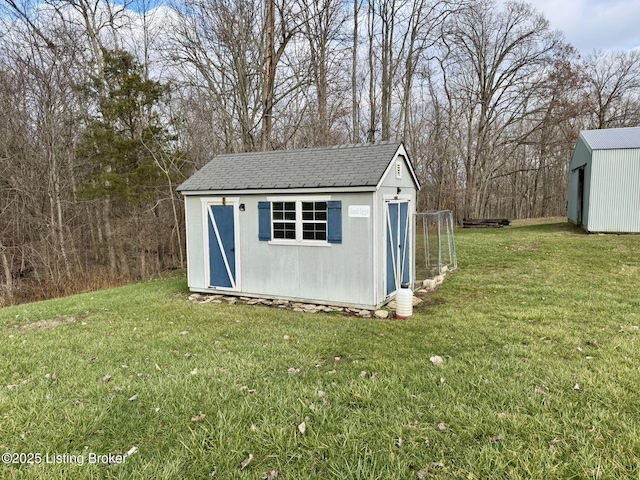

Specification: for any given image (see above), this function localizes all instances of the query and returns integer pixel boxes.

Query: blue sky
[525,0,640,52]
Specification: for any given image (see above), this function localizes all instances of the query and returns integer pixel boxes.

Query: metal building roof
[581,126,640,150]
[177,142,417,192]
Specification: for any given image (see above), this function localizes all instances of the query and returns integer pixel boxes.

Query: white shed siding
[185,195,205,290]
[588,149,640,232]
[243,192,376,307]
[185,192,379,308]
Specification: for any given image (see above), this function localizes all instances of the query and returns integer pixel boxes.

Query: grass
[1,220,640,479]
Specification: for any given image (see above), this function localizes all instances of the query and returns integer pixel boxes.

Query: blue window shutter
[258,202,271,241]
[327,201,342,244]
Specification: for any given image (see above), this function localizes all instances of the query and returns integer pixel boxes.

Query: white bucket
[395,288,413,319]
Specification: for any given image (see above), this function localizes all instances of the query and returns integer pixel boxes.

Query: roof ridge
[218,141,401,156]
[582,126,640,133]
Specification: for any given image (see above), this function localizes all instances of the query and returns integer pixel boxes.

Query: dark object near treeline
[462,219,511,228]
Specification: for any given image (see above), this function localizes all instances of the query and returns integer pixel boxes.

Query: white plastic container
[395,288,413,319]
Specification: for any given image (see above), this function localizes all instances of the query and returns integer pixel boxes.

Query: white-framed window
[267,197,331,245]
[272,201,297,239]
[301,201,328,241]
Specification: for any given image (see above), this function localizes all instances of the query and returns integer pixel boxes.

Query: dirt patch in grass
[413,294,445,313]
[418,296,445,307]
[618,264,639,276]
[510,243,538,252]
[16,315,81,331]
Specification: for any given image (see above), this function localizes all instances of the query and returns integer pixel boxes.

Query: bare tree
[438,0,563,218]
[582,49,640,129]
[262,0,276,150]
[169,0,267,152]
[399,0,464,141]
[297,0,348,146]
[0,0,186,303]
[260,0,302,150]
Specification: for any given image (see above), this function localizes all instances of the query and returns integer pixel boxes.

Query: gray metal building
[568,126,640,233]
[177,142,421,309]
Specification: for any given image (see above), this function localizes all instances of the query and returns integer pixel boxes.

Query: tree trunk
[261,0,275,151]
[102,198,118,276]
[367,1,376,143]
[0,241,12,304]
[352,0,360,143]
[316,44,329,145]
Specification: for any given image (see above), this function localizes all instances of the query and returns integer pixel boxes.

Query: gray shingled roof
[177,142,406,192]
[581,126,640,150]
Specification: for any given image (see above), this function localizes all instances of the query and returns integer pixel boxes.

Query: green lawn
[1,220,639,479]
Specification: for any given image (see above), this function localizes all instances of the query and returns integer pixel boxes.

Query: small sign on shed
[348,205,370,218]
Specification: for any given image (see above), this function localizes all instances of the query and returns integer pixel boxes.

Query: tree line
[1,0,640,305]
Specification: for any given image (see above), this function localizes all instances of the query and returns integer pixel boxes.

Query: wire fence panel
[414,211,457,288]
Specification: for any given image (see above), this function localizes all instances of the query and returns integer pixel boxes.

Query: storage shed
[177,142,421,309]
[568,126,640,233]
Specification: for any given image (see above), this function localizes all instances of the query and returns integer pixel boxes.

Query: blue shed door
[386,201,410,296]
[207,204,237,289]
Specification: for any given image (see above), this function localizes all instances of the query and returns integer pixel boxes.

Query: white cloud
[525,0,640,52]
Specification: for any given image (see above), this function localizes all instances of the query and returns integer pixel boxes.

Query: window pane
[302,222,326,240]
[302,230,327,240]
[300,201,328,221]
[300,200,328,241]
[274,222,296,240]
[273,222,285,239]
[272,201,296,237]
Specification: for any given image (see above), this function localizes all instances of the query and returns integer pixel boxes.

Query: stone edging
[185,286,435,320]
